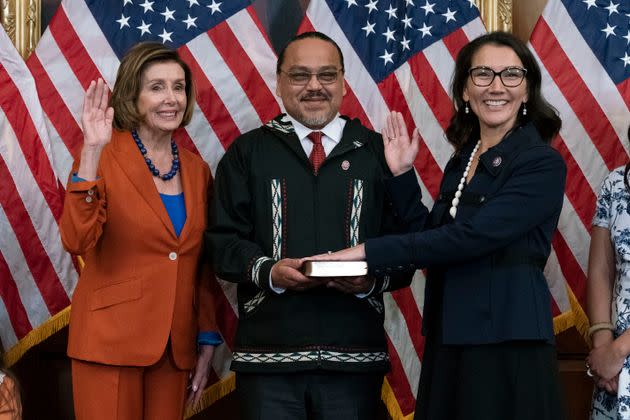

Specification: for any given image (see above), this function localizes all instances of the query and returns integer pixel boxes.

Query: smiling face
[136,61,187,136]
[463,44,528,138]
[276,37,346,129]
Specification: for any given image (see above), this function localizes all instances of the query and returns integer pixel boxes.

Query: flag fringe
[552,285,589,342]
[3,306,71,367]
[184,372,235,418]
[381,376,414,420]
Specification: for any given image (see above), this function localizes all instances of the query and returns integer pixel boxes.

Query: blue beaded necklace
[132,129,180,181]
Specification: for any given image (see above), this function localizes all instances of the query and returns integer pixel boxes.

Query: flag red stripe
[27,54,83,158]
[0,254,33,339]
[47,8,102,90]
[0,157,71,314]
[531,20,626,170]
[617,78,630,111]
[339,84,374,130]
[552,231,587,307]
[174,127,200,155]
[552,136,596,229]
[246,7,275,51]
[385,335,416,417]
[390,289,425,358]
[442,28,471,60]
[0,64,63,220]
[407,53,453,131]
[178,44,239,151]
[207,22,281,123]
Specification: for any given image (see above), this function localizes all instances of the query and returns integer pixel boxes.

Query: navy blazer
[366,123,566,345]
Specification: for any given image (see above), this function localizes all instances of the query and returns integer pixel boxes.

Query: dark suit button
[479,196,486,203]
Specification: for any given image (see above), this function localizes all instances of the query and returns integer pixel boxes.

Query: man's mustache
[300,92,330,101]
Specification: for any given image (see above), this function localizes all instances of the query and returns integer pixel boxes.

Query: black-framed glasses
[280,69,342,86]
[468,66,527,87]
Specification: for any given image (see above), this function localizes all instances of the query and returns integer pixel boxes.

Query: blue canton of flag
[561,0,630,84]
[85,0,253,57]
[327,0,479,82]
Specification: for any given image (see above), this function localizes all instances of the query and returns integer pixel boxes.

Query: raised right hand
[81,78,114,149]
[382,111,420,176]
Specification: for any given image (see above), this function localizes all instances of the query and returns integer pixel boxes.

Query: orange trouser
[71,348,188,420]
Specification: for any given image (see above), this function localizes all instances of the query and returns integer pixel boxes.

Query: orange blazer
[59,130,216,370]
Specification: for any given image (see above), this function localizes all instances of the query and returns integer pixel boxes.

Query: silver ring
[586,368,594,377]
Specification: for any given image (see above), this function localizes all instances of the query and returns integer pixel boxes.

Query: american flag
[0,24,76,364]
[2,0,282,413]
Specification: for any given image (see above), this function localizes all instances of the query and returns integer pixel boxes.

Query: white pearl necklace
[449,140,481,218]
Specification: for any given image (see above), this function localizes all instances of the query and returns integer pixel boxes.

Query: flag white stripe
[0,296,18,349]
[226,9,280,108]
[557,197,590,275]
[187,34,262,134]
[33,39,83,127]
[544,249,571,313]
[184,104,226,175]
[0,205,51,328]
[423,40,456,100]
[384,293,421,395]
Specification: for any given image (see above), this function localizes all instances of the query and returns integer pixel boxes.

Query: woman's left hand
[587,341,626,381]
[187,344,215,408]
[308,244,367,261]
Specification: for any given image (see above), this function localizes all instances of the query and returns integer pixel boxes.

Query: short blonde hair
[110,42,195,131]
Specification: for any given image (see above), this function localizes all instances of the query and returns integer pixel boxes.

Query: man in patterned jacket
[206,31,421,420]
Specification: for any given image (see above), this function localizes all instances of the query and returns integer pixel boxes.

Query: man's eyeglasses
[468,66,527,87]
[280,69,343,86]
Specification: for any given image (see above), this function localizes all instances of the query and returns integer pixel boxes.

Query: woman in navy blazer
[314,32,567,420]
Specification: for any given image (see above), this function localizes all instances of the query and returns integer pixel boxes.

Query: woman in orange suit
[59,42,221,420]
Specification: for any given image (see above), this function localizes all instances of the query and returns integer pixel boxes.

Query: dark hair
[276,31,345,74]
[110,42,195,131]
[446,31,561,151]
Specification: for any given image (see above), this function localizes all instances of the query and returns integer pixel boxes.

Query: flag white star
[382,27,396,43]
[442,8,457,22]
[158,28,174,43]
[421,1,435,15]
[401,14,413,29]
[365,0,378,14]
[137,20,152,36]
[139,0,154,13]
[207,0,222,14]
[605,1,619,15]
[161,6,176,22]
[582,0,597,8]
[624,30,630,44]
[405,0,414,5]
[362,20,376,37]
[385,4,398,19]
[418,22,432,37]
[187,0,199,6]
[602,23,617,38]
[183,14,197,29]
[345,0,358,7]
[620,52,630,67]
[380,49,394,66]
[468,0,476,7]
[116,14,130,28]
[400,36,411,51]
[123,0,133,5]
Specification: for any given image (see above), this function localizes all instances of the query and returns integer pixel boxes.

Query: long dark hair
[446,32,561,151]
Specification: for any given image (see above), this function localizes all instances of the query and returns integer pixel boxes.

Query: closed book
[302,261,368,277]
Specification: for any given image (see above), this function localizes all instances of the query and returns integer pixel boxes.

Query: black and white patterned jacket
[206,114,421,373]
